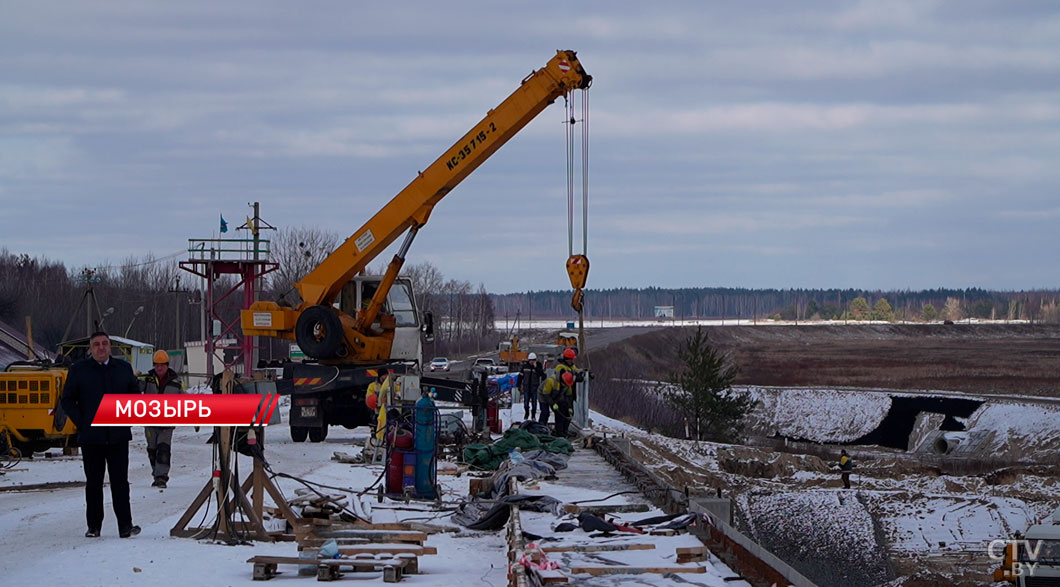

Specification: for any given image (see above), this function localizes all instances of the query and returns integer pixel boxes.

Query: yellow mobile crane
[241,51,591,441]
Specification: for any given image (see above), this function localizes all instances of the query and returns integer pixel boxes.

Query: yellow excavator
[241,51,591,441]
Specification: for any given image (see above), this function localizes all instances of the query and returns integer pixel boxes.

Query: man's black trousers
[81,442,132,531]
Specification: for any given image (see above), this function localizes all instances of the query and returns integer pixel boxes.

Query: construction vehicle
[557,331,578,349]
[0,335,160,454]
[994,506,1060,585]
[241,51,591,442]
[497,336,528,369]
[0,360,74,456]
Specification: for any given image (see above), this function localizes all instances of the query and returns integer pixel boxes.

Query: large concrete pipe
[932,432,968,454]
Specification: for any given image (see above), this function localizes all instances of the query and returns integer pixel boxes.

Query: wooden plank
[530,568,569,584]
[246,555,408,568]
[304,544,435,556]
[540,543,655,553]
[0,481,85,492]
[676,544,708,563]
[569,565,706,576]
[312,529,428,543]
[561,503,651,514]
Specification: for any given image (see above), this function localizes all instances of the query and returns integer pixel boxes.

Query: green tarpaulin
[462,427,573,470]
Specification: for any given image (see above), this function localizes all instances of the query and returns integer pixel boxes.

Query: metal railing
[186,238,271,262]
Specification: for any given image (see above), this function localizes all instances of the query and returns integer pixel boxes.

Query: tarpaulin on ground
[451,494,563,531]
[462,427,573,471]
[488,372,520,397]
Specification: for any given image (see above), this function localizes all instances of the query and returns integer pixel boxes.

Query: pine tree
[921,303,938,322]
[872,298,895,321]
[849,296,871,320]
[661,327,756,442]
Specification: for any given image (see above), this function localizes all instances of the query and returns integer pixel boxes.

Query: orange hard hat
[562,348,576,360]
[366,393,378,411]
[561,372,575,386]
[153,350,170,364]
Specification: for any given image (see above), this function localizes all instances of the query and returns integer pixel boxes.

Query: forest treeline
[4,235,1060,359]
[492,286,1060,323]
[0,241,498,357]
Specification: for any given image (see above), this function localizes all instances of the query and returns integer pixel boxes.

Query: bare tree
[406,261,444,316]
[943,297,963,322]
[268,226,341,304]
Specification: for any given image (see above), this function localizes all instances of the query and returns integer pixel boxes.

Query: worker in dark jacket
[141,349,184,489]
[839,449,854,489]
[60,331,142,538]
[519,353,545,421]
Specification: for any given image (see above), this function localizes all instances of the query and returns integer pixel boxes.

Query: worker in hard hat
[540,348,581,427]
[141,349,184,489]
[519,352,545,421]
[365,370,391,442]
[555,348,581,380]
[542,370,577,437]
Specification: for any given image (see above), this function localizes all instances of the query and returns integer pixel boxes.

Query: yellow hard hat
[153,349,170,364]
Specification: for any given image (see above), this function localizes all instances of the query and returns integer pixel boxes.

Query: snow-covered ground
[593,384,1060,585]
[743,385,1060,460]
[4,384,1057,586]
[0,419,514,586]
[0,400,741,586]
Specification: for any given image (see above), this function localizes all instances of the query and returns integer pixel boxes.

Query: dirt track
[585,323,1060,397]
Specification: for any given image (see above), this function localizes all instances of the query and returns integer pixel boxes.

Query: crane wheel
[308,425,329,442]
[290,426,309,442]
[295,305,344,359]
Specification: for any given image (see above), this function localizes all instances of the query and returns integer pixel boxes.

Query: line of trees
[0,227,499,359]
[492,287,1060,324]
[6,232,1060,359]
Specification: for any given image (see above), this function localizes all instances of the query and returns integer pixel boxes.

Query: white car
[429,357,450,372]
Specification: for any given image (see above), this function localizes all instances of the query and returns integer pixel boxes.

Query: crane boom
[242,50,591,364]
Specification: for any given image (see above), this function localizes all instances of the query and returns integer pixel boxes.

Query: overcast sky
[2,1,1058,293]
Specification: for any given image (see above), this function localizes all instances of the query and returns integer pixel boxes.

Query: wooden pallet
[247,553,415,582]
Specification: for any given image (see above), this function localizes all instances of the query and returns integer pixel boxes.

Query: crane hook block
[571,289,584,313]
[566,255,589,289]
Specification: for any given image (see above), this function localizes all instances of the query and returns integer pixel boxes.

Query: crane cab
[337,275,422,363]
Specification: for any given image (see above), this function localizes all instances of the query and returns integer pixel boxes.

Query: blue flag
[220,214,228,233]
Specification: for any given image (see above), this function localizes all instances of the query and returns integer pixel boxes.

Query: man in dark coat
[519,353,546,421]
[60,331,143,538]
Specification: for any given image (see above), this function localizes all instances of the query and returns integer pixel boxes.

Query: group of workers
[520,347,583,438]
[364,346,586,439]
[59,331,187,539]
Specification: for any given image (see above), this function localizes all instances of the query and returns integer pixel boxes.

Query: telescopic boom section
[241,50,591,363]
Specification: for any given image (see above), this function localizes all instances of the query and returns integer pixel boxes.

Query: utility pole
[169,275,191,350]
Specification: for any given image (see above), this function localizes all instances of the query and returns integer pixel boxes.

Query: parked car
[468,357,508,379]
[429,357,451,372]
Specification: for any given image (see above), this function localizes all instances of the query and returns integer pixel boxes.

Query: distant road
[584,325,667,352]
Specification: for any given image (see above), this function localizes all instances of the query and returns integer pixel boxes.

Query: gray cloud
[1,1,1058,293]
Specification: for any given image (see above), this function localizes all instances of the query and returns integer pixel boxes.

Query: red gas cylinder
[386,429,413,494]
[487,399,501,434]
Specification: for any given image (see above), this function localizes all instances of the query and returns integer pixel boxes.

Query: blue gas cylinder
[413,393,437,498]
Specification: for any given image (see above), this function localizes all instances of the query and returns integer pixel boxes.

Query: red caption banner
[91,394,279,427]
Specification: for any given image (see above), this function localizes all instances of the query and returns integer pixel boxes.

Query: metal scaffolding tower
[179,204,277,381]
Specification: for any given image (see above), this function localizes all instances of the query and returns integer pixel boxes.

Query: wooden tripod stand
[170,371,300,541]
